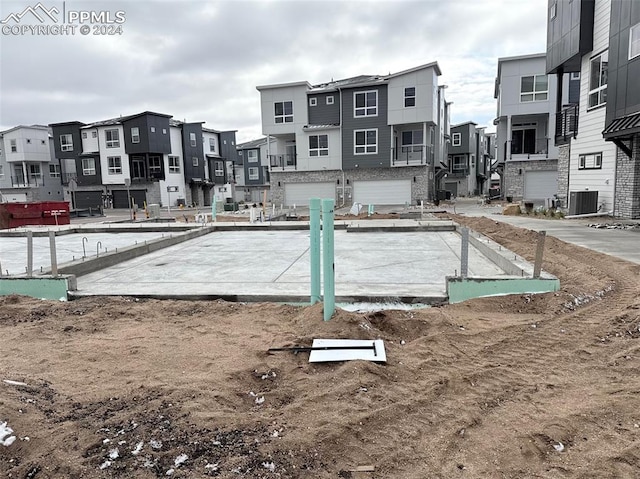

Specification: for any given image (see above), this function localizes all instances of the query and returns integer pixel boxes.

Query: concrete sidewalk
[444,198,640,265]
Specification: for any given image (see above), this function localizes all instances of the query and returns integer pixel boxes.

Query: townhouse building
[547,0,640,218]
[445,122,493,197]
[236,137,273,203]
[256,62,450,207]
[0,125,63,203]
[494,53,567,204]
[49,112,237,210]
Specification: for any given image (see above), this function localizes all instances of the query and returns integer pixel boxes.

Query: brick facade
[504,159,558,201]
[269,167,429,206]
[556,145,570,208]
[614,136,640,219]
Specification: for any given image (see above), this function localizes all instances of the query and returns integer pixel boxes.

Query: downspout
[338,88,346,208]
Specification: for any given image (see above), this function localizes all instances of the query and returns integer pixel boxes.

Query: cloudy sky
[0,0,548,143]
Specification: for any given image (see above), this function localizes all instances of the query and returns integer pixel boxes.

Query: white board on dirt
[308,339,386,363]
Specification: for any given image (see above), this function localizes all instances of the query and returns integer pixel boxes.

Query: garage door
[353,180,411,205]
[284,182,335,207]
[524,170,557,201]
[75,191,102,210]
[112,189,147,209]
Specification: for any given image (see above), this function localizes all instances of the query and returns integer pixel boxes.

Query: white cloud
[0,0,548,141]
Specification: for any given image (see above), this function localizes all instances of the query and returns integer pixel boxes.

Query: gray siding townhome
[50,111,237,210]
[545,0,640,216]
[256,62,450,207]
[445,122,494,198]
[0,125,64,203]
[236,137,272,203]
[495,53,565,204]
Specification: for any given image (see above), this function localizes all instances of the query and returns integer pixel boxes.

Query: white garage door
[284,182,335,207]
[524,170,557,201]
[353,180,411,205]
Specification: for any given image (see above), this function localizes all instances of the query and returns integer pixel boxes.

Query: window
[192,156,198,167]
[309,134,329,156]
[326,96,334,105]
[570,72,581,80]
[215,161,224,176]
[588,51,608,108]
[578,152,603,170]
[404,87,416,107]
[49,164,61,177]
[452,155,467,173]
[550,2,557,20]
[354,129,377,154]
[0,165,3,177]
[131,127,140,143]
[247,150,258,162]
[60,134,73,151]
[162,128,167,134]
[274,101,293,123]
[452,133,461,146]
[149,156,162,175]
[248,167,259,180]
[168,156,180,173]
[630,23,640,60]
[82,158,96,175]
[150,126,156,133]
[92,131,97,138]
[28,164,41,179]
[107,156,122,174]
[309,97,317,107]
[354,90,377,117]
[401,130,423,152]
[190,132,197,147]
[209,137,216,152]
[82,131,87,139]
[105,129,120,148]
[520,75,548,102]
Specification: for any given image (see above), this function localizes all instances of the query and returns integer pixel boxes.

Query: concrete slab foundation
[0,219,559,304]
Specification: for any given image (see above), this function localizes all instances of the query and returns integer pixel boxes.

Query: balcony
[11,175,45,188]
[391,145,432,167]
[510,137,549,159]
[269,154,297,170]
[555,104,578,145]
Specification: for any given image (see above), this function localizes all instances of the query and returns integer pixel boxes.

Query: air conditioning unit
[568,190,598,215]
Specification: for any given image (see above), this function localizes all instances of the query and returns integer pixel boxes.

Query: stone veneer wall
[614,136,640,219]
[504,159,558,201]
[269,166,429,206]
[556,145,570,208]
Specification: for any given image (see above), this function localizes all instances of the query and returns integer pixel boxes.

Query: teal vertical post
[309,198,321,304]
[212,196,217,222]
[322,198,335,321]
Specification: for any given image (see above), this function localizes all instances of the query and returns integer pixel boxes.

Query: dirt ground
[1,216,640,478]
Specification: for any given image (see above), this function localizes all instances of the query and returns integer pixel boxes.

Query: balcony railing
[269,154,297,170]
[510,137,549,158]
[555,104,579,145]
[391,145,433,166]
[11,175,45,187]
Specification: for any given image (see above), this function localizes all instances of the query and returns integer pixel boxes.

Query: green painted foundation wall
[447,277,560,304]
[0,277,72,300]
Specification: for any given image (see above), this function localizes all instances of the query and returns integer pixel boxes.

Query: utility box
[148,204,160,218]
[569,190,598,215]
